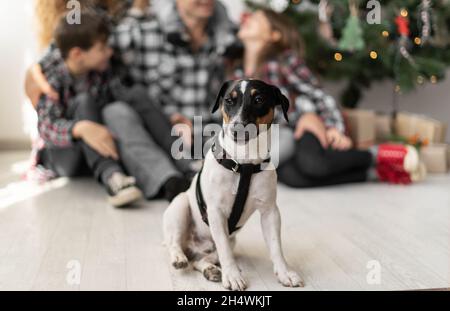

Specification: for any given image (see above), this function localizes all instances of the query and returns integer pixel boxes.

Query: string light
[369,51,378,59]
[414,37,422,45]
[430,75,437,84]
[334,52,343,62]
[382,30,389,37]
[400,8,408,17]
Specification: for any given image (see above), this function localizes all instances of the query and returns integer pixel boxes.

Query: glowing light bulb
[334,52,343,62]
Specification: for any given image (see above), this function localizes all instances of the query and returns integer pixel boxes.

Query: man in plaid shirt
[109,0,238,125]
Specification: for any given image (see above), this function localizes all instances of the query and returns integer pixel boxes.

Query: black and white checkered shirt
[111,2,238,123]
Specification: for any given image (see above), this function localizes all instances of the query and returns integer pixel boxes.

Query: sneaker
[376,144,421,184]
[106,172,143,207]
[162,176,191,202]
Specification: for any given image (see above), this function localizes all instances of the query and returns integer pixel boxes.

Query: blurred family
[26,0,424,207]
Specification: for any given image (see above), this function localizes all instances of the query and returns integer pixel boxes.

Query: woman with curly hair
[34,0,130,50]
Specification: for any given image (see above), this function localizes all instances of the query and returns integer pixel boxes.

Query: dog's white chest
[189,151,277,230]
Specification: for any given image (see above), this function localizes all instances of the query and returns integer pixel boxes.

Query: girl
[233,9,426,187]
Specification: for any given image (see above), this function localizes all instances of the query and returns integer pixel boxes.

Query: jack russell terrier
[163,79,304,291]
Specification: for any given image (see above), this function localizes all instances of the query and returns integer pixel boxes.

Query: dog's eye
[255,96,263,104]
[225,97,233,105]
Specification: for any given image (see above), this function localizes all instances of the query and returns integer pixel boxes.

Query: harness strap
[196,136,271,235]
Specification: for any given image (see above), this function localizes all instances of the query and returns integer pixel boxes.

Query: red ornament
[395,15,410,37]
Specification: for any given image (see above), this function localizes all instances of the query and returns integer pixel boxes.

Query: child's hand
[326,128,353,150]
[73,121,119,160]
[294,113,328,148]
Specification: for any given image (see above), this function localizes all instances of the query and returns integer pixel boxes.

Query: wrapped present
[343,109,376,149]
[375,113,393,142]
[420,144,448,174]
[395,112,447,144]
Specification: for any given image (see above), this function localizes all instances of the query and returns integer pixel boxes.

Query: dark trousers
[277,132,373,188]
[121,85,218,161]
[39,94,123,187]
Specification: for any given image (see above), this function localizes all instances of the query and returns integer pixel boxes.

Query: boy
[36,11,143,207]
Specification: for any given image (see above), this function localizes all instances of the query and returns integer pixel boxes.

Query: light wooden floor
[0,151,449,291]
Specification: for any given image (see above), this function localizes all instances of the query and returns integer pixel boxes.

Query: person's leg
[103,102,189,200]
[72,94,124,185]
[294,131,373,180]
[72,94,143,207]
[39,143,90,177]
[277,159,369,188]
[120,85,193,173]
[271,125,296,168]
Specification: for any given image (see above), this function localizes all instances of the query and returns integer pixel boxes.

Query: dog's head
[212,79,290,143]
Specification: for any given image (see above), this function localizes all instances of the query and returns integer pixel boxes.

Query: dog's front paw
[275,269,304,288]
[203,265,222,282]
[222,267,247,291]
[171,252,189,270]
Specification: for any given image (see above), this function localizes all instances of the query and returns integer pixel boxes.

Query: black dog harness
[196,137,271,235]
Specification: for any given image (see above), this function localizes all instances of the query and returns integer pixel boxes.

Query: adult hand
[132,0,150,11]
[73,120,119,160]
[25,64,59,108]
[171,113,193,147]
[326,128,353,150]
[170,113,193,128]
[294,113,328,148]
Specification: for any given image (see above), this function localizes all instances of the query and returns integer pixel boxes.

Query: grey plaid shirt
[111,2,238,122]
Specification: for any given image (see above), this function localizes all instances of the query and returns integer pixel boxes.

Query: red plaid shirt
[232,50,345,132]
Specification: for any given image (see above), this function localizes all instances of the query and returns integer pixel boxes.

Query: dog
[163,79,304,291]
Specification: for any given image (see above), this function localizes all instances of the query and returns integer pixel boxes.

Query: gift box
[420,144,448,174]
[375,113,393,142]
[343,109,376,149]
[395,112,447,144]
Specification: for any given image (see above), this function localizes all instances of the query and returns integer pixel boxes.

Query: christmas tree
[246,0,450,108]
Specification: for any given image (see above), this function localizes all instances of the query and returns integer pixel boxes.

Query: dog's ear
[272,86,290,122]
[212,80,233,114]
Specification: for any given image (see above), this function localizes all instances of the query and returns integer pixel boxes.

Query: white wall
[0,0,37,149]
